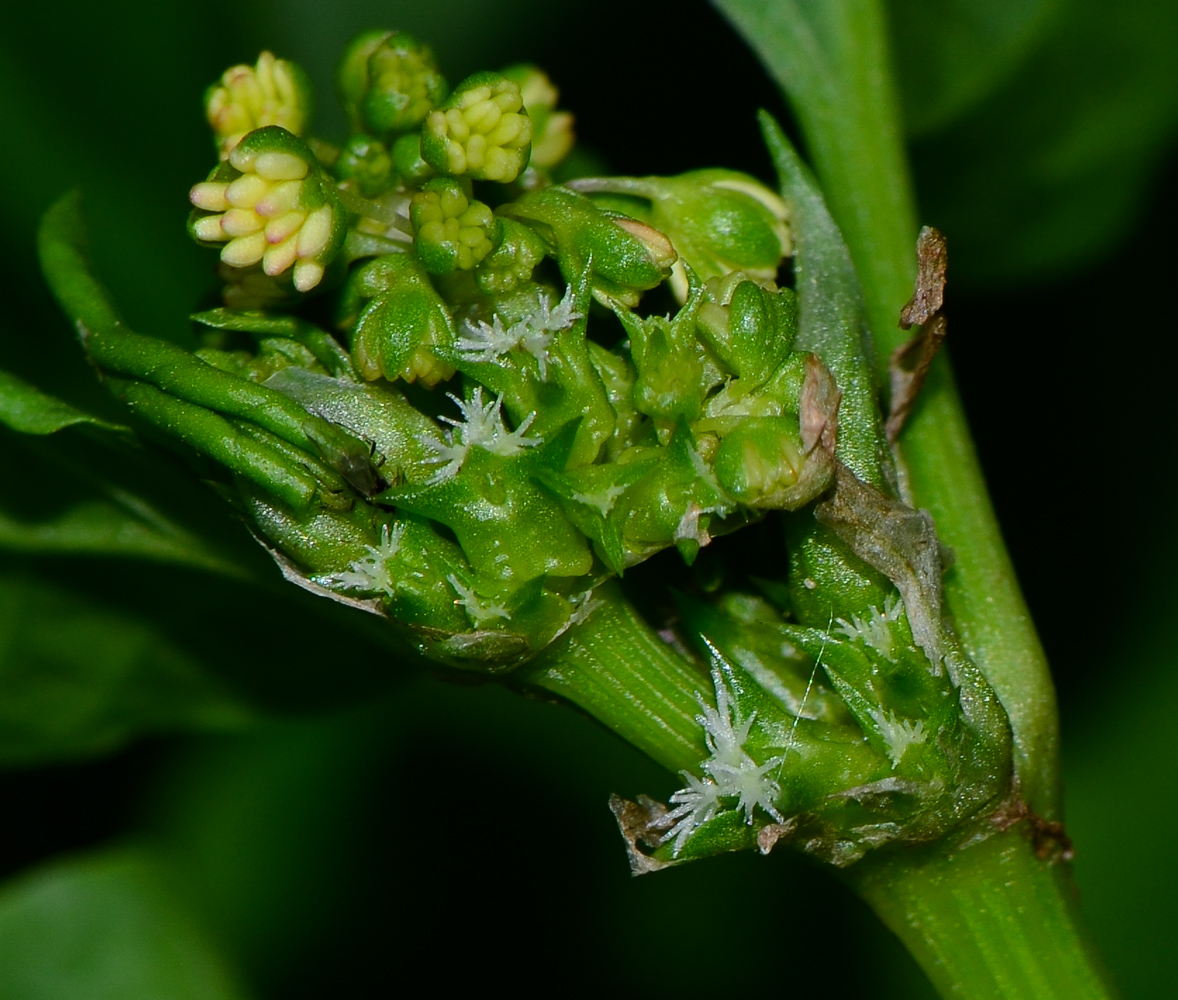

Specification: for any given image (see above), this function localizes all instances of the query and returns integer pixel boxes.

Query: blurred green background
[1,0,1176,996]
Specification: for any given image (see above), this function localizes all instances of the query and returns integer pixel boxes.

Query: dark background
[1,0,1175,996]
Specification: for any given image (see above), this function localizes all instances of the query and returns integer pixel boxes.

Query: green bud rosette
[188,126,345,294]
[337,29,447,136]
[410,178,501,275]
[420,72,533,182]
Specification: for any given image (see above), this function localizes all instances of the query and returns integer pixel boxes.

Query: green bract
[420,72,533,182]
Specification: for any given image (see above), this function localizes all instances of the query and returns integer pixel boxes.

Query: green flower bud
[189,126,345,293]
[335,134,394,198]
[614,292,706,426]
[474,218,548,294]
[501,64,575,170]
[501,186,675,306]
[340,253,456,385]
[570,170,791,296]
[421,72,533,182]
[390,132,435,184]
[696,277,798,385]
[205,51,312,160]
[410,178,501,275]
[337,29,448,136]
[712,416,804,504]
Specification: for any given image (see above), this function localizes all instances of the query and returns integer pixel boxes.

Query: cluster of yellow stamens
[206,52,307,160]
[189,141,334,293]
[423,76,532,182]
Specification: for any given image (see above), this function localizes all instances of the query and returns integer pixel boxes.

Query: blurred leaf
[0,561,255,765]
[0,425,262,578]
[0,547,428,766]
[0,369,126,436]
[0,845,251,1000]
[888,0,1062,136]
[910,0,1178,285]
[0,366,261,574]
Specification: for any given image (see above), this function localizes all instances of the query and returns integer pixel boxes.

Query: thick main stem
[516,581,707,776]
[713,0,1060,820]
[846,831,1116,1000]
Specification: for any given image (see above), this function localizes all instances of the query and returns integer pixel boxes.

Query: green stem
[714,0,1059,818]
[847,831,1117,1000]
[516,581,707,775]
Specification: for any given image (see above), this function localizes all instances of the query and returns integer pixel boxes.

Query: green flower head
[410,177,501,275]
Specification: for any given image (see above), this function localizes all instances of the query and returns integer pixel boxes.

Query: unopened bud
[502,187,675,305]
[341,254,457,385]
[501,64,574,170]
[335,134,394,198]
[337,29,447,136]
[571,170,790,295]
[713,417,803,504]
[411,178,501,275]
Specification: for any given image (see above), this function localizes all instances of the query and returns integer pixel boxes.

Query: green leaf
[0,561,255,765]
[0,368,127,436]
[0,846,251,1000]
[888,0,1062,136]
[759,114,890,486]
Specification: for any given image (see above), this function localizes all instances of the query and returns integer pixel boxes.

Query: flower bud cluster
[183,34,808,668]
